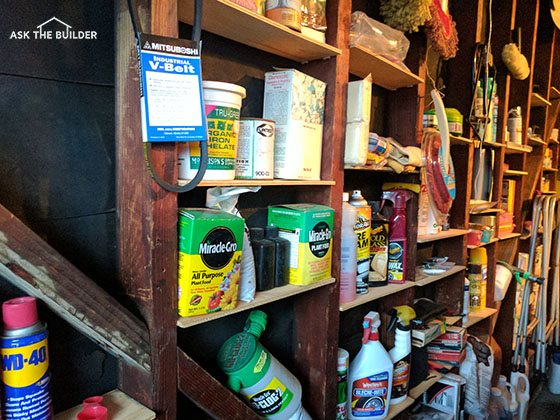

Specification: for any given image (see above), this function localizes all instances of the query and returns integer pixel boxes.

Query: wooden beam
[177,348,260,419]
[115,0,178,417]
[0,204,151,371]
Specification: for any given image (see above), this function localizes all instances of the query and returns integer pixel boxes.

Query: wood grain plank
[0,205,150,371]
[177,348,260,419]
[115,0,178,417]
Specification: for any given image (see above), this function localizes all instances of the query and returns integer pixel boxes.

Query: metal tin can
[236,119,275,180]
[1,297,52,419]
[265,0,302,30]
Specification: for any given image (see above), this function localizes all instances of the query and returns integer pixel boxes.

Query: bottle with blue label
[1,296,52,419]
[347,311,393,419]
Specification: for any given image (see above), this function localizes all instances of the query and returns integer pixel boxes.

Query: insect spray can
[1,297,52,419]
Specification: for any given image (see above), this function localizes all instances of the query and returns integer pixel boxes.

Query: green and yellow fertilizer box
[178,208,244,317]
[268,204,334,286]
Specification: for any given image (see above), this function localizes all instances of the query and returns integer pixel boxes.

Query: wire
[126,0,208,193]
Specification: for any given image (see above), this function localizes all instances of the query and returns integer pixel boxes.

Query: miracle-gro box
[178,208,244,317]
[268,204,334,286]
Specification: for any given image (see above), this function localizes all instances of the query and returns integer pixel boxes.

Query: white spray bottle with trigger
[387,305,416,405]
[348,311,393,419]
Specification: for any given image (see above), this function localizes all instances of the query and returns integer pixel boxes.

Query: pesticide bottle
[349,190,372,295]
[1,297,52,420]
[217,310,311,419]
[340,193,358,305]
[337,348,349,420]
[381,190,413,284]
[387,305,416,405]
[368,201,389,288]
[469,248,488,311]
[348,311,393,419]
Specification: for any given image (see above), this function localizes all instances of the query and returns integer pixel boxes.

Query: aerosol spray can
[349,190,371,294]
[1,297,52,419]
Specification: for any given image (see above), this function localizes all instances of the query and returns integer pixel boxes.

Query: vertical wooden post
[115,0,178,418]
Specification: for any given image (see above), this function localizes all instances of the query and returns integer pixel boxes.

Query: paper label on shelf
[138,33,206,143]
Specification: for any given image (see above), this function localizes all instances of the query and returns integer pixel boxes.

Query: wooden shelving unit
[177,0,341,62]
[178,179,336,187]
[178,278,335,328]
[414,265,466,286]
[339,281,416,311]
[463,307,498,328]
[417,229,469,243]
[55,390,155,420]
[528,135,548,146]
[450,134,474,145]
[468,238,499,249]
[505,142,533,154]
[349,45,424,90]
[344,165,419,174]
[531,92,552,107]
[504,169,529,176]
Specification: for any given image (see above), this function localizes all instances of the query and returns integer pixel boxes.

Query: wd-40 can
[1,297,52,419]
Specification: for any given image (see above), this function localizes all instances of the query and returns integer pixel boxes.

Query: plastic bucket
[178,81,246,181]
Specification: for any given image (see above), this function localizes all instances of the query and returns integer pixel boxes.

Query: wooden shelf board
[408,371,444,399]
[450,135,473,145]
[387,396,415,419]
[505,142,532,154]
[178,179,336,187]
[463,307,498,328]
[541,191,557,195]
[498,232,521,241]
[344,165,419,174]
[414,265,466,286]
[55,389,155,420]
[178,277,335,328]
[528,136,547,146]
[543,168,558,173]
[549,138,560,145]
[550,87,560,100]
[417,229,469,243]
[475,140,505,149]
[531,92,552,107]
[177,0,341,63]
[504,169,529,176]
[349,45,423,90]
[339,281,416,311]
[467,238,499,249]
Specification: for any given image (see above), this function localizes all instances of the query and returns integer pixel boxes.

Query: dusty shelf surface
[55,389,155,420]
[340,281,416,311]
[415,265,466,286]
[450,135,473,145]
[349,45,423,90]
[531,92,552,107]
[178,278,336,328]
[463,307,498,328]
[504,169,529,176]
[178,0,341,62]
[417,229,469,243]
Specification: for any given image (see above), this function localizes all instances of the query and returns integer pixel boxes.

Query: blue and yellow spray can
[1,296,52,419]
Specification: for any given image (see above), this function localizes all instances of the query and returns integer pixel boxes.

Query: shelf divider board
[55,390,156,420]
[178,278,336,328]
[408,371,444,399]
[116,0,179,416]
[177,0,341,63]
[531,92,552,107]
[348,45,423,90]
[414,265,466,286]
[177,349,260,419]
[287,0,350,415]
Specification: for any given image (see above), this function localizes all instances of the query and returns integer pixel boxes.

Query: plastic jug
[217,311,311,419]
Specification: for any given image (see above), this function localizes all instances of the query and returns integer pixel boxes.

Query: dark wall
[0,0,117,412]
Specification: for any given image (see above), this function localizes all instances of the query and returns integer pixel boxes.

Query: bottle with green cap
[217,310,311,419]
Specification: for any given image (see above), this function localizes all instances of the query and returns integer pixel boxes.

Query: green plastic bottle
[217,311,310,419]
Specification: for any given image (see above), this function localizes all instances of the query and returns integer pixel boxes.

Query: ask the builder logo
[9,16,97,40]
